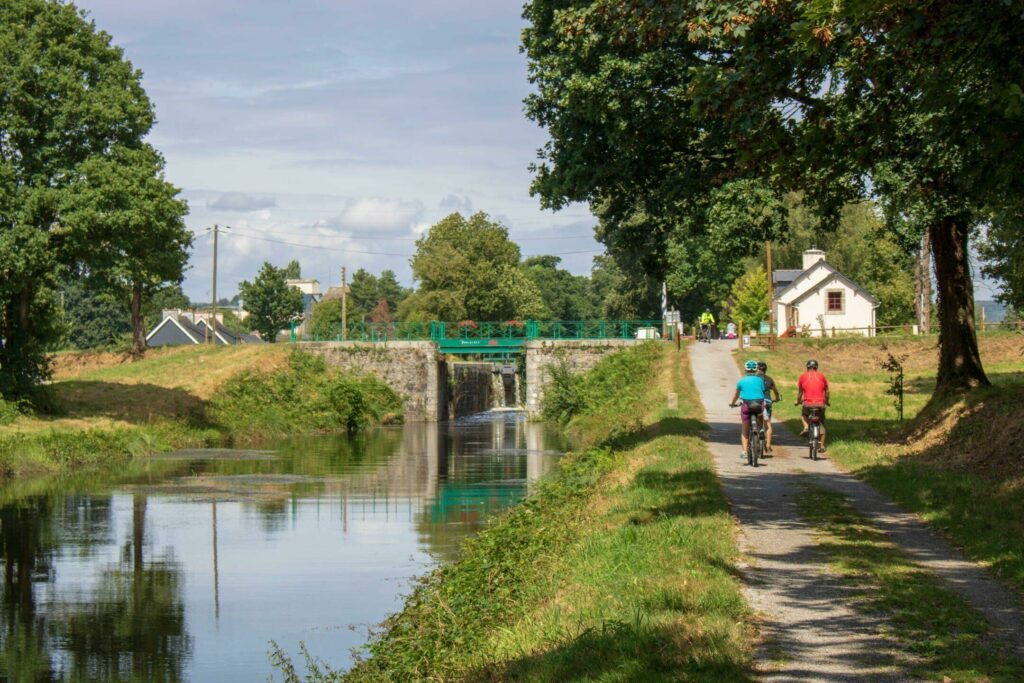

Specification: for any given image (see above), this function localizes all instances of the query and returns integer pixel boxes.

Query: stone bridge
[301,339,642,421]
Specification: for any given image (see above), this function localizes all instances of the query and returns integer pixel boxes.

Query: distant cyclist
[795,359,830,452]
[757,361,782,455]
[730,360,766,461]
[699,310,715,342]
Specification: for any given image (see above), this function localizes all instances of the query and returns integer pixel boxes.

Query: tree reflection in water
[0,412,566,678]
[0,494,191,682]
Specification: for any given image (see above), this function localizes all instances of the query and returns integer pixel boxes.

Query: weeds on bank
[542,341,662,446]
[209,352,401,438]
[797,486,1024,681]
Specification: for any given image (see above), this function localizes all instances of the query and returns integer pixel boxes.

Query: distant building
[146,310,263,347]
[774,250,879,337]
[285,279,321,296]
[285,279,322,338]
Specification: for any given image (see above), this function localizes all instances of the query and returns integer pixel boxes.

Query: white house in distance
[773,249,879,337]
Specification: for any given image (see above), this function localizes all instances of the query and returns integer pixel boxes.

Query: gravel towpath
[688,340,1024,681]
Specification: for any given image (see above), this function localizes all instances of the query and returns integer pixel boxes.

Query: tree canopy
[522,0,1024,391]
[522,255,597,320]
[61,145,191,356]
[0,0,186,393]
[348,269,409,321]
[399,212,546,321]
[239,263,304,342]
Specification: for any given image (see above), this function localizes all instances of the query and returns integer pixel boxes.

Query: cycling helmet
[806,359,819,370]
[744,360,758,373]
[757,361,767,371]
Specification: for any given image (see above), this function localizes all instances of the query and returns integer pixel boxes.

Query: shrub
[0,398,21,426]
[542,342,661,441]
[209,350,402,438]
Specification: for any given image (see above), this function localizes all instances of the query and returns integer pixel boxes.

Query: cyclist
[730,360,766,461]
[699,310,715,342]
[757,361,781,455]
[795,359,830,451]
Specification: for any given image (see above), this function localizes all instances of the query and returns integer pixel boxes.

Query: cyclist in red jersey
[795,359,830,451]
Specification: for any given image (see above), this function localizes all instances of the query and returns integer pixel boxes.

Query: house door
[786,305,798,331]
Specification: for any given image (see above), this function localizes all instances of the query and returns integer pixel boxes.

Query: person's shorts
[802,404,827,423]
[740,399,765,424]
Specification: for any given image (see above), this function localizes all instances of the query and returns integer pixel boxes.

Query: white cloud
[208,192,277,212]
[337,198,424,234]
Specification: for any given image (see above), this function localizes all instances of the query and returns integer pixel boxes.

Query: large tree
[61,145,191,357]
[400,212,546,321]
[239,263,304,342]
[1,0,156,395]
[522,255,596,320]
[60,276,129,350]
[523,0,1024,392]
[347,268,410,321]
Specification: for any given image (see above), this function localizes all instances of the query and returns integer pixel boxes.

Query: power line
[223,226,595,242]
[217,230,605,257]
[220,231,414,256]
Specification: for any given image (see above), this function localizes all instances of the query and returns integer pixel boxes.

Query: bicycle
[748,412,765,467]
[700,324,713,343]
[730,401,764,467]
[804,406,824,461]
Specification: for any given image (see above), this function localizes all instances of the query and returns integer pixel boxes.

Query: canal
[0,412,566,681]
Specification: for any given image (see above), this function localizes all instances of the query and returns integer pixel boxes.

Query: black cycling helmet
[757,361,767,371]
[806,359,819,370]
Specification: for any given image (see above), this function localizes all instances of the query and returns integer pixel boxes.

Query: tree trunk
[914,231,932,335]
[929,216,989,392]
[132,494,146,572]
[130,282,146,359]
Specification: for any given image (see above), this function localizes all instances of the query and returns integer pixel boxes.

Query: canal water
[0,412,566,681]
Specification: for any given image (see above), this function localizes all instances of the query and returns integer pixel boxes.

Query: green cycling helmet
[744,360,758,373]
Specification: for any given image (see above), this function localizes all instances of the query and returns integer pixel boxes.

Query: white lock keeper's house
[773,249,880,337]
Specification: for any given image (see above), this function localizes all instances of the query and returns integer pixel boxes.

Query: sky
[77,1,1003,306]
[79,0,601,303]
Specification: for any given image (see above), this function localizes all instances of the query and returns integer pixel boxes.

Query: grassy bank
[283,343,752,681]
[0,346,401,479]
[739,332,1024,594]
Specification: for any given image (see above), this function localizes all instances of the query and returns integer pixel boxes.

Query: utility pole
[341,266,348,341]
[206,224,229,344]
[766,240,776,352]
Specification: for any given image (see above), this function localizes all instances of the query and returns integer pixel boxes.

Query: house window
[826,290,844,313]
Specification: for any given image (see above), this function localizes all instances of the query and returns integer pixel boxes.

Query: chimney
[802,249,826,271]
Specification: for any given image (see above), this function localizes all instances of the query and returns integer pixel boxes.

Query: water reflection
[0,413,564,681]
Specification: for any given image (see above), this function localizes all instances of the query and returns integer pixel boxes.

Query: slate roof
[773,260,879,306]
[773,269,802,286]
[147,315,264,346]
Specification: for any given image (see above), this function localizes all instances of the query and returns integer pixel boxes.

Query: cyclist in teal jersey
[730,360,766,459]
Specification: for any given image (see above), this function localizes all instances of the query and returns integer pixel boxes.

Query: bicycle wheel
[747,433,755,466]
[809,425,818,461]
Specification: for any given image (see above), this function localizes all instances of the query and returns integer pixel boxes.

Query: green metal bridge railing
[292,320,664,345]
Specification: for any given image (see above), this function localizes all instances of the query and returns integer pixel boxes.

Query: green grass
[739,333,1024,595]
[797,486,1024,681]
[0,348,402,480]
[274,343,752,681]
